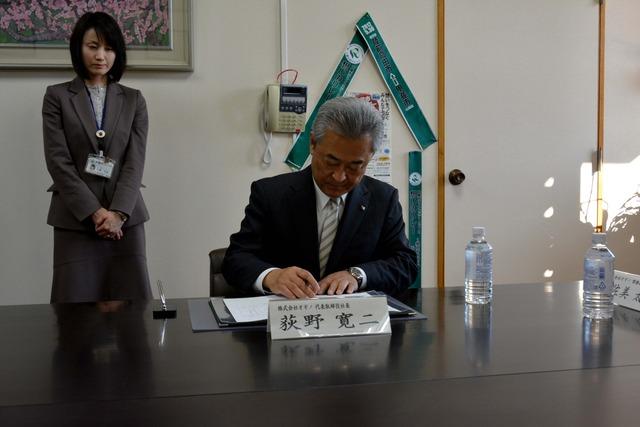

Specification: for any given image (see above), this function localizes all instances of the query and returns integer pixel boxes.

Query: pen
[152,280,176,319]
[157,280,167,311]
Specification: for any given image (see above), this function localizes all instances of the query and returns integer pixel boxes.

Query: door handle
[449,169,466,185]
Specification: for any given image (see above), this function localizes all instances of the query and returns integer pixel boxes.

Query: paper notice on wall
[348,92,392,184]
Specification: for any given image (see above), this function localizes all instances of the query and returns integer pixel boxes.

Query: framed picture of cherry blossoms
[0,0,192,70]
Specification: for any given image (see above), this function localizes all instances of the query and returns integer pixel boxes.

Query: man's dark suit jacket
[43,77,149,231]
[222,167,418,296]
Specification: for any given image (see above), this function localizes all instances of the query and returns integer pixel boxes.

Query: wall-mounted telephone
[264,84,307,133]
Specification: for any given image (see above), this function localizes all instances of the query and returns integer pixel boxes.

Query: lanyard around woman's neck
[85,84,108,145]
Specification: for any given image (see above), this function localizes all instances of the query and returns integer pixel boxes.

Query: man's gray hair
[311,97,383,152]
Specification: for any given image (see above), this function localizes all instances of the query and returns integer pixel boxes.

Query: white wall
[0,0,438,305]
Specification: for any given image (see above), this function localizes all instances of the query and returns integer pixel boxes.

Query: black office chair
[209,247,246,297]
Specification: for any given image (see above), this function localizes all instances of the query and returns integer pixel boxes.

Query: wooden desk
[1,283,640,426]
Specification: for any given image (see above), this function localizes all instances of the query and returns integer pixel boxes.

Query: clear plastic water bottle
[583,233,615,319]
[465,227,493,304]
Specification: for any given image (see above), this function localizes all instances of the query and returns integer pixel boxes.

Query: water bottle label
[465,250,493,282]
[584,262,613,292]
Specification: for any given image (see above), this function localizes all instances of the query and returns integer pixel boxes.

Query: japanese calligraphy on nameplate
[613,270,640,312]
[268,295,391,340]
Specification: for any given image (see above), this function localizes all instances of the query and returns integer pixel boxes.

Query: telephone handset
[264,84,307,133]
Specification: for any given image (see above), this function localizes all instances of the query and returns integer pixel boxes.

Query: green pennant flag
[356,13,437,151]
[285,32,368,169]
[408,151,422,288]
[285,12,437,170]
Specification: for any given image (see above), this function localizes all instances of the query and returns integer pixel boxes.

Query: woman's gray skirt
[51,223,151,303]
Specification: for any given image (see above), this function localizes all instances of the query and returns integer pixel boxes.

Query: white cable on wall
[261,0,289,166]
[280,0,299,159]
[280,0,288,84]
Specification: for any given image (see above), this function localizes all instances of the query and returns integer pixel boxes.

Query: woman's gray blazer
[43,77,149,231]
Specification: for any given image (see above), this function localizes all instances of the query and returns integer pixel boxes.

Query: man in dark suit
[222,97,417,298]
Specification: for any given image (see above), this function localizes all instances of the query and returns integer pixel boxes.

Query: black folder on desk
[208,297,267,326]
[189,292,426,332]
[188,299,266,332]
[367,291,419,317]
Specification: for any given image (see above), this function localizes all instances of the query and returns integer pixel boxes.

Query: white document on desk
[223,293,398,323]
[222,295,283,323]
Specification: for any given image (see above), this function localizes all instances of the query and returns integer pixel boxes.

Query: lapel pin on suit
[360,204,366,211]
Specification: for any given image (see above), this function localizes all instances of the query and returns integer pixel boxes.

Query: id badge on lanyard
[85,86,114,178]
[85,150,115,179]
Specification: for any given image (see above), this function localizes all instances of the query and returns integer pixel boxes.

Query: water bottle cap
[592,233,606,245]
[472,227,485,239]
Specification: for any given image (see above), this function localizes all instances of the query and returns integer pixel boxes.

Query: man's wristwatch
[347,267,364,288]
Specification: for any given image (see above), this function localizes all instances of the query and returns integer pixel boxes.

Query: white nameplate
[613,270,640,312]
[268,295,391,340]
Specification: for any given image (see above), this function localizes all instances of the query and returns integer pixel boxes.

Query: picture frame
[0,0,192,71]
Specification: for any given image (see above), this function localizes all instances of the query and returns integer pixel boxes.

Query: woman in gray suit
[43,12,151,303]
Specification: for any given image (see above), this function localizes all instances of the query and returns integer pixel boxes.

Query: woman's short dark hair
[69,12,127,82]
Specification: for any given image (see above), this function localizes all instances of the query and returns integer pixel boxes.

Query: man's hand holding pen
[264,267,358,299]
[264,267,319,299]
